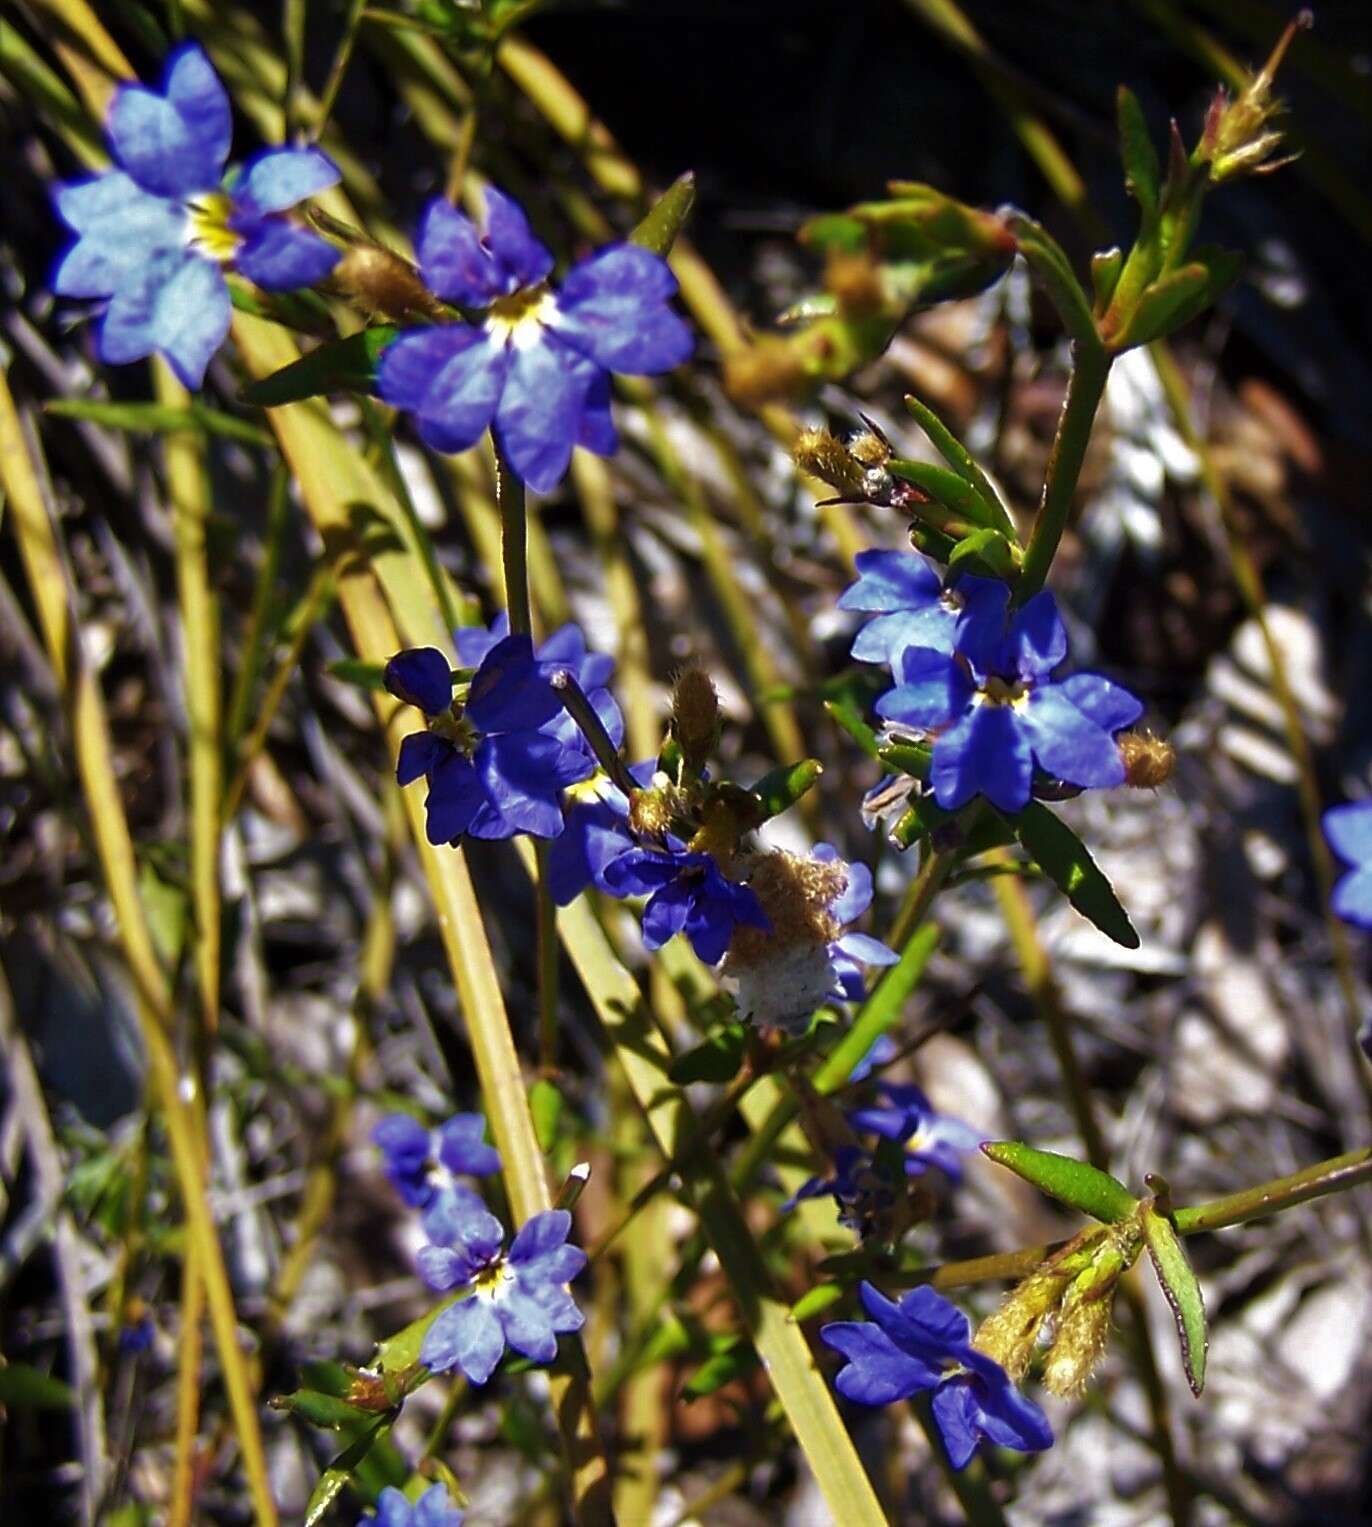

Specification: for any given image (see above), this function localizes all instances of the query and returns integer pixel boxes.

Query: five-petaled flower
[838,549,963,670]
[376,186,693,492]
[364,1484,464,1527]
[875,577,1142,813]
[418,1203,586,1386]
[386,636,592,843]
[601,844,769,966]
[1324,802,1372,929]
[821,1282,1054,1469]
[372,1112,500,1235]
[51,43,339,388]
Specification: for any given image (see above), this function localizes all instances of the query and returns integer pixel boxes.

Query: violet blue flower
[786,1144,906,1237]
[875,578,1142,813]
[847,1083,983,1181]
[849,1033,898,1084]
[821,1282,1053,1469]
[386,635,593,843]
[546,761,657,906]
[366,1484,464,1527]
[372,1112,500,1236]
[418,1203,586,1386]
[377,186,692,492]
[838,549,962,669]
[1325,802,1372,929]
[601,844,769,965]
[51,43,339,388]
[814,843,900,1002]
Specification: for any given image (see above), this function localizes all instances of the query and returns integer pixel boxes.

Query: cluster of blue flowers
[373,1112,587,1387]
[820,1283,1053,1469]
[364,1485,464,1527]
[842,550,1143,814]
[789,1082,981,1237]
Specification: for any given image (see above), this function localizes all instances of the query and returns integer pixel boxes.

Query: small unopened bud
[1041,1292,1112,1398]
[793,426,868,498]
[824,250,887,317]
[724,338,811,408]
[1117,729,1176,789]
[628,785,676,837]
[848,428,891,469]
[973,1266,1074,1380]
[671,666,720,770]
[1199,11,1310,183]
[331,244,444,320]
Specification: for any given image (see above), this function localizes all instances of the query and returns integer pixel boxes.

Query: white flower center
[485,287,559,350]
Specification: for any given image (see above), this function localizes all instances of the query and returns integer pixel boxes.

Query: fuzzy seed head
[848,429,892,468]
[1118,729,1176,788]
[671,667,720,768]
[1041,1294,1112,1398]
[793,427,867,497]
[726,851,845,969]
[628,786,676,837]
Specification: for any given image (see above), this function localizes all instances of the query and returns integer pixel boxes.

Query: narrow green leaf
[1005,212,1102,348]
[270,1388,372,1430]
[982,1141,1139,1223]
[629,171,696,257]
[1140,1198,1208,1395]
[304,1417,393,1527]
[888,458,1003,531]
[242,327,397,407]
[669,1024,747,1085]
[946,526,1017,578]
[750,758,823,820]
[529,1078,563,1154]
[327,658,388,691]
[0,1363,75,1410]
[1112,249,1244,350]
[903,394,1016,541]
[1090,247,1125,313]
[1117,86,1161,213]
[1004,802,1140,949]
[814,924,939,1094]
[374,1293,461,1376]
[790,1282,846,1323]
[682,1335,759,1401]
[45,399,274,449]
[823,696,880,759]
[878,740,931,779]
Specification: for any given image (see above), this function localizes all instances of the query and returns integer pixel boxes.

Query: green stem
[495,449,532,637]
[1016,342,1112,600]
[534,839,559,1073]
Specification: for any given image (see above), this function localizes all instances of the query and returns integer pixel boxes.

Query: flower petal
[234,219,339,291]
[1005,589,1068,680]
[384,647,454,715]
[838,550,944,613]
[471,733,566,839]
[435,1115,501,1177]
[52,173,186,296]
[1056,671,1143,734]
[491,336,585,494]
[423,752,483,844]
[929,702,1033,812]
[233,147,340,215]
[495,1290,560,1364]
[852,606,959,667]
[1021,685,1126,789]
[1325,802,1372,868]
[820,1320,940,1404]
[466,634,562,732]
[482,186,554,290]
[99,249,230,389]
[396,730,449,786]
[508,1208,572,1263]
[108,43,228,198]
[553,245,692,373]
[874,648,969,731]
[417,197,508,306]
[640,882,693,949]
[1332,865,1372,929]
[420,1297,505,1385]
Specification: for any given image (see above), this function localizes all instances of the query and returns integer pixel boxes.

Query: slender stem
[534,839,560,1073]
[168,1241,206,1527]
[886,833,961,948]
[311,0,368,138]
[552,669,638,796]
[495,449,532,637]
[1016,342,1112,600]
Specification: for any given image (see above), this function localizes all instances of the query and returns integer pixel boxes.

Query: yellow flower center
[980,676,1027,707]
[472,1261,511,1301]
[185,191,240,263]
[565,770,609,805]
[486,286,557,349]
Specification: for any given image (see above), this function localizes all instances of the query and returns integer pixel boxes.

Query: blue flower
[848,1033,898,1084]
[837,549,961,669]
[874,578,1142,813]
[51,43,339,388]
[847,1084,983,1181]
[377,186,692,492]
[546,761,657,906]
[386,635,593,843]
[365,1484,464,1527]
[786,1144,905,1236]
[601,844,769,965]
[813,843,899,1002]
[1325,802,1372,929]
[821,1282,1053,1469]
[372,1112,500,1236]
[119,1312,155,1355]
[417,1203,586,1386]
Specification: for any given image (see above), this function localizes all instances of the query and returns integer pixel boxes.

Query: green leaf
[749,758,823,820]
[891,797,947,850]
[0,1363,76,1410]
[946,526,1017,578]
[814,923,939,1093]
[242,327,397,407]
[1140,1193,1208,1395]
[45,399,274,449]
[823,696,880,759]
[1117,86,1161,214]
[327,659,388,691]
[902,394,1016,541]
[629,172,696,257]
[982,1141,1138,1223]
[304,1416,393,1527]
[1112,249,1244,350]
[270,1388,373,1431]
[529,1078,563,1154]
[1090,248,1124,313]
[790,1282,846,1322]
[374,1293,462,1376]
[669,1024,747,1085]
[682,1335,760,1401]
[1005,212,1102,348]
[887,458,1004,532]
[877,740,931,779]
[1003,802,1140,949]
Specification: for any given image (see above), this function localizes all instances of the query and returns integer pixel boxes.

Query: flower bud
[793,427,868,498]
[1198,11,1310,184]
[330,243,444,321]
[628,785,676,837]
[1041,1291,1113,1398]
[1117,729,1176,788]
[671,666,720,771]
[973,1265,1077,1380]
[824,249,887,317]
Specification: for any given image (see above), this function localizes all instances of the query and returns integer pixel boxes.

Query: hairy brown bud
[671,666,720,770]
[1117,729,1176,789]
[627,785,676,837]
[1041,1293,1113,1398]
[331,244,443,320]
[793,427,867,498]
[824,250,887,317]
[848,428,891,468]
[973,1267,1074,1380]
